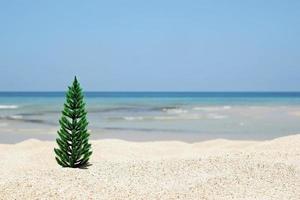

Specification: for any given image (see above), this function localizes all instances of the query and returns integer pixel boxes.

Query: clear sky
[0,0,299,91]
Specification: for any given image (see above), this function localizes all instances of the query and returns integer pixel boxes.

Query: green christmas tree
[54,77,92,168]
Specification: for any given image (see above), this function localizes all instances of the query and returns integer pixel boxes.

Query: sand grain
[0,135,300,199]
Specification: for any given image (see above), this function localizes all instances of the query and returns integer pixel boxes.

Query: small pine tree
[54,76,92,168]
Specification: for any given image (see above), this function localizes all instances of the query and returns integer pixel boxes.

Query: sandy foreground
[0,135,300,200]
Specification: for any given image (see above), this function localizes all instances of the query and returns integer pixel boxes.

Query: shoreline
[0,129,297,144]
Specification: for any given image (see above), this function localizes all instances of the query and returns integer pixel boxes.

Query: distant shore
[1,134,300,199]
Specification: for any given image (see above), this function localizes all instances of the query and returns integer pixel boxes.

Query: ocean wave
[111,115,199,121]
[162,108,188,114]
[102,127,194,133]
[18,112,45,116]
[119,113,226,121]
[120,114,187,121]
[9,115,23,119]
[193,106,231,111]
[154,114,201,120]
[0,105,19,109]
[223,106,232,110]
[123,116,145,121]
[89,107,137,113]
[0,115,55,125]
[88,106,169,113]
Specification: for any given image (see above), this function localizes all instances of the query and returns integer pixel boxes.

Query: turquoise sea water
[1,92,300,141]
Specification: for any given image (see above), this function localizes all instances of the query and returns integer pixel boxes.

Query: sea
[1,92,300,143]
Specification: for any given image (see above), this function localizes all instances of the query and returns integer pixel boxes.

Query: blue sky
[0,0,299,91]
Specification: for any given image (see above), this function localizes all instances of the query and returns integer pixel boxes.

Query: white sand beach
[0,134,300,199]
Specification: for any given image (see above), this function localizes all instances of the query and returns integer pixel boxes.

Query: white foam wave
[153,116,178,120]
[223,106,232,110]
[123,116,144,121]
[0,105,18,109]
[123,114,203,121]
[122,113,228,121]
[9,115,23,119]
[154,115,201,120]
[193,106,231,111]
[162,108,188,114]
